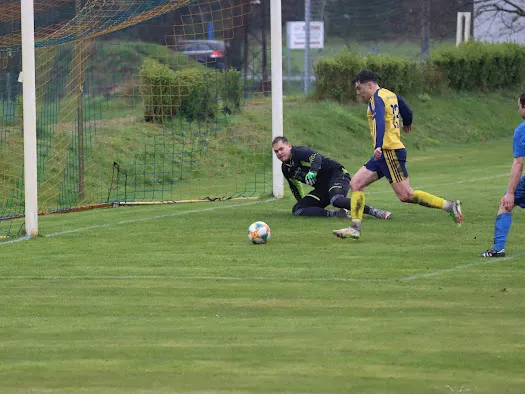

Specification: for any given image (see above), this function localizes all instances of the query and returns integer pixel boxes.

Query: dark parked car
[175,40,225,70]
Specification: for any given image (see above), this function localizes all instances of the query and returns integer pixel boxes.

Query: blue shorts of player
[365,148,408,184]
[505,176,525,208]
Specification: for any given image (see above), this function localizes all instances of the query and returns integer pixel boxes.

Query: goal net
[0,0,273,237]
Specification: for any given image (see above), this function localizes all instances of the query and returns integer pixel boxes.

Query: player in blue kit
[479,93,525,257]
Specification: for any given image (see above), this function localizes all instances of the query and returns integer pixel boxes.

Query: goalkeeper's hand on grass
[305,171,317,186]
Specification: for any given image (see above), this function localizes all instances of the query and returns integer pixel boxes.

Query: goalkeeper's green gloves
[305,171,317,186]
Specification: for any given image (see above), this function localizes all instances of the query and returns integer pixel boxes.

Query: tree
[469,0,525,39]
[471,0,525,17]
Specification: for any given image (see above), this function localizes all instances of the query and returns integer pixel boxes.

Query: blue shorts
[364,148,408,184]
[505,175,525,208]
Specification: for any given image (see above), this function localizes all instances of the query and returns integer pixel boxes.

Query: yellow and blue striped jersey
[367,88,412,150]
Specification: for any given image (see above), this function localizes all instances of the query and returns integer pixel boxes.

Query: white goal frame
[19,0,284,237]
[21,0,39,236]
[271,0,284,199]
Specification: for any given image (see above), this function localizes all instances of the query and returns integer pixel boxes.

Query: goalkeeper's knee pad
[330,194,346,209]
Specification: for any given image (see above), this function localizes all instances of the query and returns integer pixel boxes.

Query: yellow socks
[351,191,365,225]
[411,190,446,210]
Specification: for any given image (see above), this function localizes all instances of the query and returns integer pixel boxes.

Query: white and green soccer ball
[248,221,271,244]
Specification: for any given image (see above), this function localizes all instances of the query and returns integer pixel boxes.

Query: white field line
[45,198,277,237]
[1,252,523,283]
[0,198,276,246]
[0,172,510,246]
[0,174,520,283]
[399,252,525,281]
[0,174,524,282]
[0,275,374,282]
[0,236,31,245]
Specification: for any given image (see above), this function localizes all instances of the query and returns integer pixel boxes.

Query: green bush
[432,41,525,91]
[140,60,205,121]
[313,50,362,103]
[140,60,243,122]
[314,49,427,102]
[361,55,423,96]
[219,68,243,112]
[314,42,525,103]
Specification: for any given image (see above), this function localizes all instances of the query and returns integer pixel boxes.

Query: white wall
[474,2,525,43]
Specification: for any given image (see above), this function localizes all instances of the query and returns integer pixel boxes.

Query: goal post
[1,0,285,238]
[20,0,39,236]
[270,0,284,199]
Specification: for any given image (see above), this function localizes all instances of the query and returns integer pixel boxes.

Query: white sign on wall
[286,21,324,50]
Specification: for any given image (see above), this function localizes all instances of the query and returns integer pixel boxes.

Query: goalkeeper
[272,136,391,219]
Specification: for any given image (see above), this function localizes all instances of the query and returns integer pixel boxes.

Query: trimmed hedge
[140,60,242,122]
[314,42,525,102]
[432,41,525,91]
[314,50,429,102]
[312,51,360,103]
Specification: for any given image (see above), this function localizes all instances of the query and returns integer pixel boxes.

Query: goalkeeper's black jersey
[281,146,345,200]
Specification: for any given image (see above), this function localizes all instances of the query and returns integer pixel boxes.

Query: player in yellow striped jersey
[333,70,463,240]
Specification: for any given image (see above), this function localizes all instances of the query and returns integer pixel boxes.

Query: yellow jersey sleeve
[367,89,405,150]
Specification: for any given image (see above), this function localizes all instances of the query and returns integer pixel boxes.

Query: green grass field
[2,38,525,391]
[1,136,525,393]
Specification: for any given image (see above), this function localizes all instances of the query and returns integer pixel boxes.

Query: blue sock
[494,213,512,251]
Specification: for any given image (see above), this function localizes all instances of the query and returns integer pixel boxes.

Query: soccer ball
[248,221,271,244]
